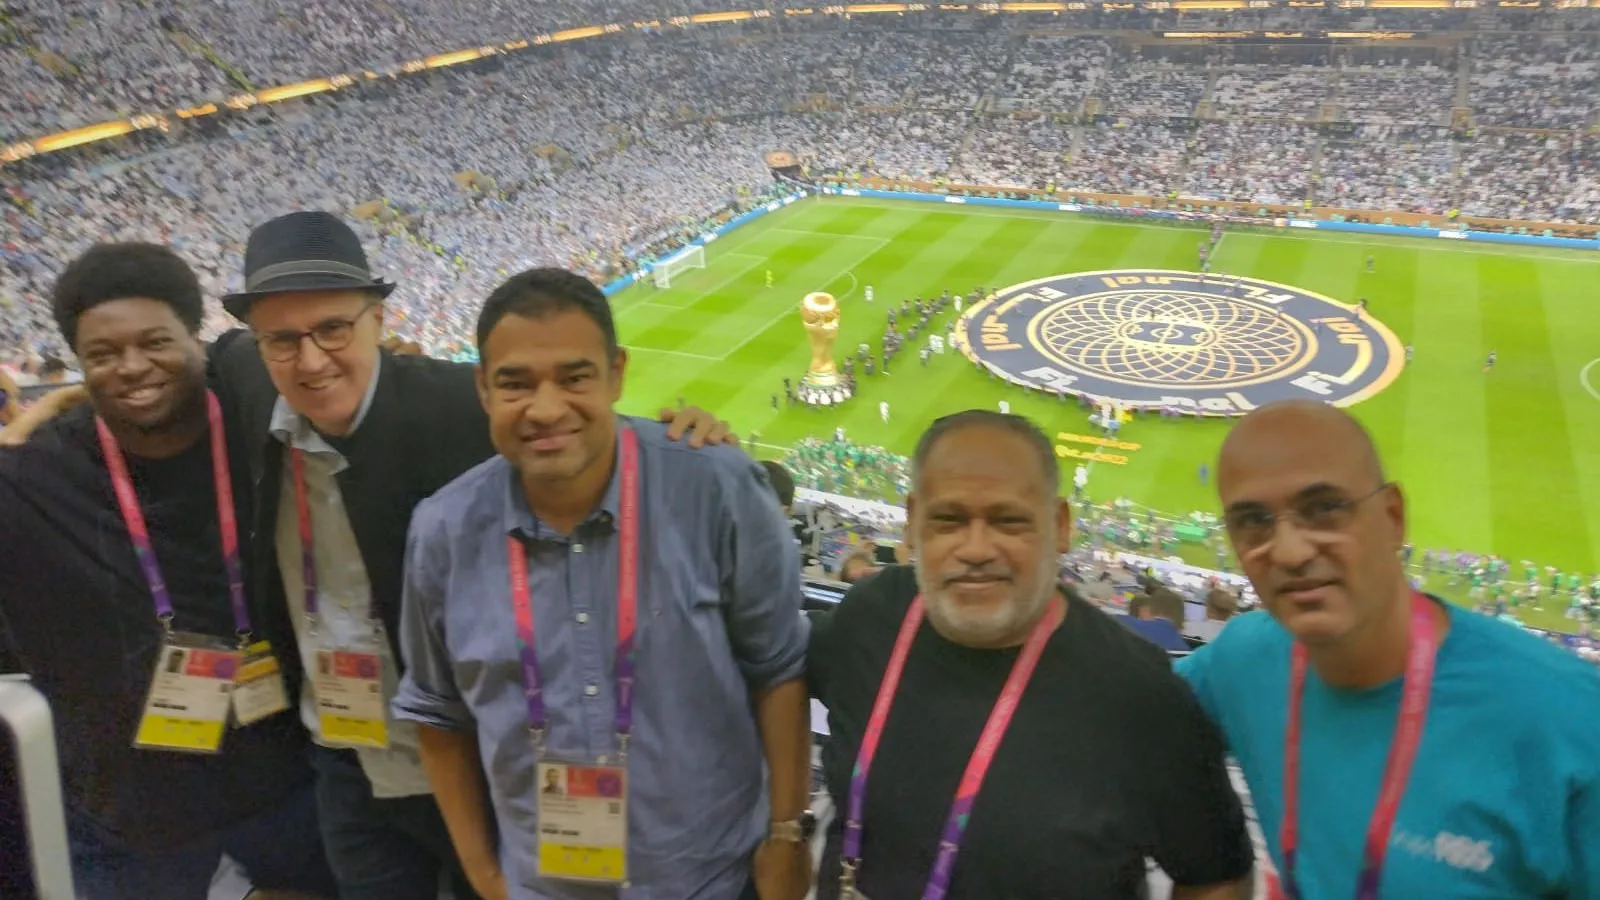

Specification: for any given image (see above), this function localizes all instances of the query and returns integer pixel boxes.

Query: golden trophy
[797,291,852,405]
[801,292,840,385]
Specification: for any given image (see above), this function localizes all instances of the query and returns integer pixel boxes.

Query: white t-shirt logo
[1432,832,1495,873]
[1393,828,1495,874]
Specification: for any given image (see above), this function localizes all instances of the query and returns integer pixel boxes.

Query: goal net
[652,245,706,289]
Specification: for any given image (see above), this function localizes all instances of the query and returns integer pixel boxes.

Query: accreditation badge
[536,761,628,884]
[231,640,290,727]
[134,635,239,754]
[311,644,389,749]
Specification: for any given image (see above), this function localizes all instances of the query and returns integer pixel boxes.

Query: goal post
[652,244,706,289]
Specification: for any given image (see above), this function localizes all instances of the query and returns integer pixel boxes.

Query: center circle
[1026,288,1315,389]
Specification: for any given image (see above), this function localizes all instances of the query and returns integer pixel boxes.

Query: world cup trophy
[797,291,853,406]
[801,292,840,386]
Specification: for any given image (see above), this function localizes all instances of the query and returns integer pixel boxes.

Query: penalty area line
[719,236,890,359]
[827,270,860,303]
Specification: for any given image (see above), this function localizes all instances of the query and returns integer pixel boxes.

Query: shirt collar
[269,354,383,448]
[501,420,626,540]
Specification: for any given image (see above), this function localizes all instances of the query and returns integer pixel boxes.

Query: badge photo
[134,635,239,754]
[536,761,629,884]
[312,646,390,749]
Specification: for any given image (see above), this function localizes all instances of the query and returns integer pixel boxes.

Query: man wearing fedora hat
[0,213,743,898]
[204,211,740,900]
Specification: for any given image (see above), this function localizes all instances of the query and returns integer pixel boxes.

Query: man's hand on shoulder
[0,385,89,447]
[658,405,740,448]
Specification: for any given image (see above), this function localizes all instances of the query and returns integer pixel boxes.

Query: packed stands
[1059,121,1189,197]
[1182,122,1320,206]
[1102,63,1209,119]
[4,6,1600,366]
[1210,68,1329,122]
[1469,32,1599,130]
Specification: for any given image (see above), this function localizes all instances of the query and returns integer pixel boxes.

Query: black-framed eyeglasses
[1224,482,1392,551]
[255,303,379,363]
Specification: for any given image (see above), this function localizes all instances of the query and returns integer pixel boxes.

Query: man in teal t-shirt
[1176,401,1600,899]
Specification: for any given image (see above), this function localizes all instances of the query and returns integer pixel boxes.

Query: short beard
[98,372,206,438]
[915,557,1056,650]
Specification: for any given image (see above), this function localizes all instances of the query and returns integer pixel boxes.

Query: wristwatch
[768,810,817,843]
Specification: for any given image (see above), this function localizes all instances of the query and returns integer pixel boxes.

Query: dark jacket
[208,330,496,691]
[0,398,312,851]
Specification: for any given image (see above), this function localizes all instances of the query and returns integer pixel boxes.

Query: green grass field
[608,196,1600,631]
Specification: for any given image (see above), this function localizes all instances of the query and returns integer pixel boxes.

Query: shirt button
[584,684,600,697]
[575,612,590,625]
[573,543,584,553]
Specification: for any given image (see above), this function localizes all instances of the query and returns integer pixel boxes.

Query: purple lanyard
[96,391,251,640]
[840,593,1064,900]
[288,446,379,624]
[505,428,641,759]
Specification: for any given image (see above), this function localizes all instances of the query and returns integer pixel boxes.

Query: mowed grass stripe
[636,225,871,354]
[1346,245,1420,468]
[1480,254,1591,569]
[620,197,1595,599]
[729,214,994,426]
[1540,263,1600,571]
[753,212,1027,447]
[870,215,1081,439]
[672,207,971,412]
[1397,253,1493,553]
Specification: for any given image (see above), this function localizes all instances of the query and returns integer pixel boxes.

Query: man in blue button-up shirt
[393,267,813,900]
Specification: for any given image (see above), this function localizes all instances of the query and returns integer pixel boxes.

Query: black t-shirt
[0,403,310,852]
[808,566,1252,900]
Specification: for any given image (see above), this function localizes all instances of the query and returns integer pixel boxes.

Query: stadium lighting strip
[2,0,1597,167]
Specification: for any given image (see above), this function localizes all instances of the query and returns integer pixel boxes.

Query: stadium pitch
[608,196,1600,630]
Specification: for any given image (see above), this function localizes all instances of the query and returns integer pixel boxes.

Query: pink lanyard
[1279,591,1439,900]
[96,391,251,640]
[505,427,640,758]
[841,593,1065,900]
[288,445,381,624]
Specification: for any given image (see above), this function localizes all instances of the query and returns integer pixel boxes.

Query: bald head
[1216,400,1407,649]
[1219,401,1384,493]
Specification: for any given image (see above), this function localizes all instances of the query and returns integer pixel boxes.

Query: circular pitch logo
[957,269,1404,415]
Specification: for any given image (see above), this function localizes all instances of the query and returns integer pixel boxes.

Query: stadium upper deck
[0,3,1596,149]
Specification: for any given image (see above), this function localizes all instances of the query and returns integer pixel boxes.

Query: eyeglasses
[255,303,378,363]
[1224,483,1391,551]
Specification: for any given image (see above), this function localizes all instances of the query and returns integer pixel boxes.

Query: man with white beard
[806,410,1253,900]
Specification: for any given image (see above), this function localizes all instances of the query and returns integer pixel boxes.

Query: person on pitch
[393,268,813,900]
[1178,401,1600,898]
[808,410,1254,900]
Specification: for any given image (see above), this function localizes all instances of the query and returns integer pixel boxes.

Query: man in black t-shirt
[0,244,334,898]
[808,410,1253,900]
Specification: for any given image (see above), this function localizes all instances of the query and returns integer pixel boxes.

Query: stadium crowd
[2,13,1597,370]
[2,11,1599,900]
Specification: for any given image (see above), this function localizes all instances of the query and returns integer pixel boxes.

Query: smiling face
[247,289,383,436]
[74,297,207,440]
[906,424,1070,649]
[477,307,627,488]
[1217,403,1407,647]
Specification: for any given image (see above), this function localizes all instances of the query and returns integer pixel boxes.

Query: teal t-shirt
[1177,604,1600,899]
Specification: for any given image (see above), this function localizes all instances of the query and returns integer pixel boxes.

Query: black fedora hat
[222,210,396,320]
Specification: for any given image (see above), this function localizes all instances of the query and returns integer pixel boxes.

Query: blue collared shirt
[393,416,808,900]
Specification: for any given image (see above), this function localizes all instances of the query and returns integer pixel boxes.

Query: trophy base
[796,373,854,407]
